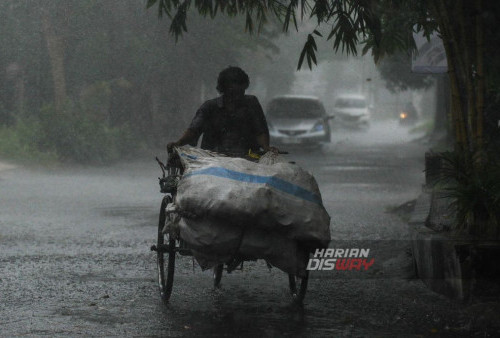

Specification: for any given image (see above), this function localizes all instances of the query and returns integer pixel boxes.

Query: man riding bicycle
[167,66,277,156]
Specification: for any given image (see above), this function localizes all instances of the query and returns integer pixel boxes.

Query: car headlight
[311,122,324,132]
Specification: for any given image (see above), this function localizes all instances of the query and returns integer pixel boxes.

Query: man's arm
[250,96,278,153]
[167,101,210,152]
[256,132,279,153]
[167,128,198,152]
[256,132,271,152]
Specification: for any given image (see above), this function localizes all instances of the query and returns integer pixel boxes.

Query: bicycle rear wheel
[288,271,309,304]
[157,195,176,302]
[213,264,223,288]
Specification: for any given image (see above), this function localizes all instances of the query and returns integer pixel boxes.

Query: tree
[0,0,284,155]
[40,5,67,113]
[377,52,434,93]
[147,0,500,235]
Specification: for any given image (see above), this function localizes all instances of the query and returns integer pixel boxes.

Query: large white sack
[174,146,331,244]
[179,217,307,276]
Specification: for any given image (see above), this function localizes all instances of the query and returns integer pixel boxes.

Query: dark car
[266,95,332,147]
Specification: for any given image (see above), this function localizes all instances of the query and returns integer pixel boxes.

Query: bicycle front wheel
[157,195,176,302]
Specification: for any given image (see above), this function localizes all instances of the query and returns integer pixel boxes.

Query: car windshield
[335,98,366,109]
[267,99,325,119]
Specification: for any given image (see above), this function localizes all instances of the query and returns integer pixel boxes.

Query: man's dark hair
[216,66,250,93]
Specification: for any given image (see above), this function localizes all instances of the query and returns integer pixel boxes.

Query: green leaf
[245,11,253,33]
[283,0,298,32]
[169,0,190,41]
[146,0,158,9]
[311,0,329,24]
[313,29,323,37]
[298,42,307,70]
[297,33,318,70]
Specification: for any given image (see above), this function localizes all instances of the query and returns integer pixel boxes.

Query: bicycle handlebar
[167,147,288,156]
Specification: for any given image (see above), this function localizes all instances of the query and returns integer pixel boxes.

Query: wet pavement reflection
[1,121,499,336]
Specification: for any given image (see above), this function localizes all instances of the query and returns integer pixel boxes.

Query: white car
[333,94,370,129]
[266,95,332,147]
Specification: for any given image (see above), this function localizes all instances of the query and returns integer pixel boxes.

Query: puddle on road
[75,270,152,283]
[96,206,157,227]
[98,206,155,217]
[321,182,383,190]
[320,165,384,172]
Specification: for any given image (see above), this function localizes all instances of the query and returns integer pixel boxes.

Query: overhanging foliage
[146,0,438,69]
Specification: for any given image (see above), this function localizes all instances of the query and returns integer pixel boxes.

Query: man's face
[224,78,246,100]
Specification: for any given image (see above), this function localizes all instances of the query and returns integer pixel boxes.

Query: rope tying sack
[258,151,287,165]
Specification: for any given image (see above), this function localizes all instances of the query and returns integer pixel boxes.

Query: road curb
[408,191,473,301]
[0,160,17,172]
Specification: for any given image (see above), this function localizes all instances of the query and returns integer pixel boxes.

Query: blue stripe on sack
[180,153,198,160]
[183,167,322,205]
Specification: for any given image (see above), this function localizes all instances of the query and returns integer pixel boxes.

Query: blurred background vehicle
[398,101,419,126]
[332,94,370,129]
[266,95,332,147]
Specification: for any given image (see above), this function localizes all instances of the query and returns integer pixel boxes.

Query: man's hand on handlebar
[167,141,179,153]
[167,129,198,153]
[263,146,287,154]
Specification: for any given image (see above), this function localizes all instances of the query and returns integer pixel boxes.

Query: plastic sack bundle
[173,146,331,275]
[179,217,307,275]
[175,146,330,242]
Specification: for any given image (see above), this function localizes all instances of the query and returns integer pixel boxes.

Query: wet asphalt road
[1,121,499,337]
